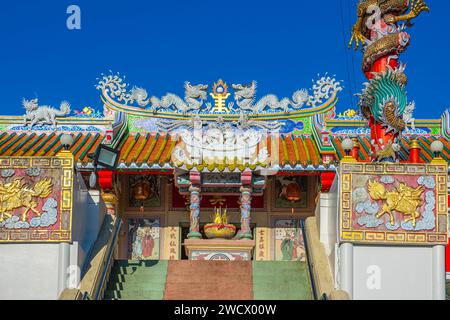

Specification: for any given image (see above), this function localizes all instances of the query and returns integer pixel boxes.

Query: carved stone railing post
[187,185,202,239]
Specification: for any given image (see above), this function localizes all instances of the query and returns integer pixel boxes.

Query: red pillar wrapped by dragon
[348,0,429,161]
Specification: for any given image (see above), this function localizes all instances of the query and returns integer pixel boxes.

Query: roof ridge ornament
[208,79,232,113]
[96,71,343,118]
[22,98,71,130]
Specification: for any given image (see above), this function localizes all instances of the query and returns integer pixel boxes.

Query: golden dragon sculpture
[349,0,430,61]
[0,178,53,222]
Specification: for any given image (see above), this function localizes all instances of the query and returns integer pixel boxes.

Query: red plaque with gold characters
[0,152,74,242]
[339,161,448,245]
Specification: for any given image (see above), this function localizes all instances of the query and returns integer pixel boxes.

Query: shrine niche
[0,155,74,243]
[272,217,306,262]
[128,175,161,210]
[127,217,161,260]
[273,176,308,209]
[340,162,448,245]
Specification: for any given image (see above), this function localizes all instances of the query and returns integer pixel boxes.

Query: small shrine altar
[182,195,257,261]
[184,239,256,261]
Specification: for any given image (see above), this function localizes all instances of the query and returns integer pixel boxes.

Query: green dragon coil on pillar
[358,65,415,133]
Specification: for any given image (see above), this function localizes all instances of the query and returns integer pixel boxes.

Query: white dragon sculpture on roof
[232,76,343,114]
[96,71,343,115]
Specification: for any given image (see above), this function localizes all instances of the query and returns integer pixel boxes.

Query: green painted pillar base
[187,232,202,239]
[234,231,253,240]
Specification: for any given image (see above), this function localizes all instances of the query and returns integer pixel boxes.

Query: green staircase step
[108,274,168,283]
[104,259,314,300]
[104,260,168,300]
[252,261,313,300]
[104,289,164,300]
[112,263,168,274]
[107,281,166,291]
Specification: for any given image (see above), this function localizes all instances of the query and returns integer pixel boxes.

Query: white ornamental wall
[0,173,106,300]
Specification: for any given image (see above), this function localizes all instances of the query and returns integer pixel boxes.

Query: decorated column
[236,186,253,240]
[187,171,202,239]
[187,186,201,239]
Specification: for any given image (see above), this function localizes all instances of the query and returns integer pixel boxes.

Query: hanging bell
[132,177,152,212]
[286,181,301,215]
[286,182,301,202]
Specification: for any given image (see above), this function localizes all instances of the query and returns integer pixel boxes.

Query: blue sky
[0,0,448,119]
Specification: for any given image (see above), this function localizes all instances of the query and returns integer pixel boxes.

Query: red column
[369,116,397,157]
[408,139,421,163]
[365,56,399,79]
[350,138,360,161]
[366,57,399,155]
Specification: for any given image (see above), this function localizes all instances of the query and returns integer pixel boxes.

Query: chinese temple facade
[0,0,448,301]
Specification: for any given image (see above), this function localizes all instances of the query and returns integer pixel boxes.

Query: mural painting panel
[272,218,306,262]
[127,217,161,260]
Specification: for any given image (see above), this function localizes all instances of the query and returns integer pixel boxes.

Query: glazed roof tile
[333,136,450,163]
[1,131,448,170]
[116,133,326,169]
[0,132,104,163]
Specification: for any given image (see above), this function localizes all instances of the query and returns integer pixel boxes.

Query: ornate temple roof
[0,131,104,163]
[1,72,448,172]
[114,133,329,171]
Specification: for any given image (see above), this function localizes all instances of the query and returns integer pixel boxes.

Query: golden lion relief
[368,180,425,227]
[0,178,53,222]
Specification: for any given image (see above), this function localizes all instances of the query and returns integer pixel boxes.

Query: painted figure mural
[128,218,160,260]
[274,218,306,262]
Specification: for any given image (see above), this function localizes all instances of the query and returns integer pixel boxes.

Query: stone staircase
[252,261,313,300]
[103,259,312,300]
[104,260,168,300]
[163,260,253,300]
